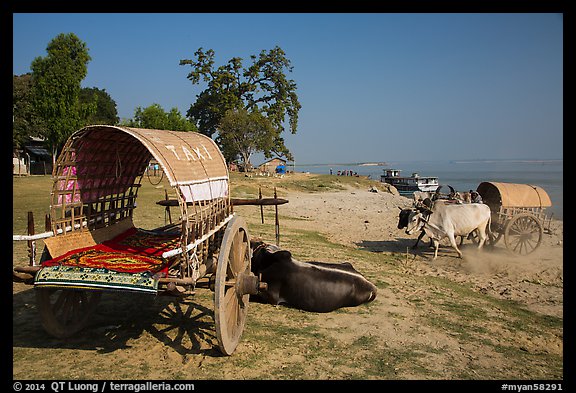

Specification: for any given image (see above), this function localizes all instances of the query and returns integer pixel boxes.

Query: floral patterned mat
[34,228,180,293]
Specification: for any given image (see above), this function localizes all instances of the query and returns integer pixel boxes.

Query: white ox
[405,203,492,260]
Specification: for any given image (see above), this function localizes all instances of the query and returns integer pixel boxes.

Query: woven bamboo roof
[477,181,552,208]
[82,124,225,182]
[55,125,229,206]
[96,125,228,187]
[48,125,230,250]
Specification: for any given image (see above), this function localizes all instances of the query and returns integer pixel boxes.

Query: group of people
[331,168,359,177]
[441,188,483,204]
[452,189,483,203]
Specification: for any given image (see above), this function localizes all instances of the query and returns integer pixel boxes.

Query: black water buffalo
[250,240,377,313]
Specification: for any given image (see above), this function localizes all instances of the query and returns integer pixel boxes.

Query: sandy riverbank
[277,184,564,318]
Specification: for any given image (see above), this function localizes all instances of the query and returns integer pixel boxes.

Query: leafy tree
[166,107,198,132]
[122,103,197,131]
[13,73,45,150]
[79,87,120,125]
[179,46,301,163]
[30,33,94,163]
[217,108,276,169]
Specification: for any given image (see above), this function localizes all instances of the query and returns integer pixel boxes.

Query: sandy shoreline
[276,185,564,318]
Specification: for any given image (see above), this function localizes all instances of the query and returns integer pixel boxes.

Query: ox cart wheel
[35,247,102,338]
[489,229,503,246]
[214,215,255,355]
[36,288,102,338]
[467,228,500,248]
[503,213,543,255]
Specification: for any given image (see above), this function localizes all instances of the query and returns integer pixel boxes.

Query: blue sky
[12,13,563,164]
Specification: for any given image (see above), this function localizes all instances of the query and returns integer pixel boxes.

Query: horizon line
[288,158,563,167]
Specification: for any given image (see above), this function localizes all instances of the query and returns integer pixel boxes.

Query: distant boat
[380,169,440,195]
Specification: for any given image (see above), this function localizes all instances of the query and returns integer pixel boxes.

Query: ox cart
[12,125,285,355]
[476,181,553,255]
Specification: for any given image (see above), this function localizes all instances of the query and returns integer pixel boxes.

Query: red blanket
[41,228,180,274]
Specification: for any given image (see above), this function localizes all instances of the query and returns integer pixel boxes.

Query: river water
[291,159,563,221]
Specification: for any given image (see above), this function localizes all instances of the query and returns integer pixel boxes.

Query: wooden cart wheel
[467,230,479,245]
[214,215,253,355]
[504,213,543,255]
[35,246,102,338]
[489,230,503,246]
[486,220,503,246]
[36,288,102,338]
[468,227,500,247]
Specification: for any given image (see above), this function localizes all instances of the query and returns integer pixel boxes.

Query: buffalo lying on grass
[250,240,377,312]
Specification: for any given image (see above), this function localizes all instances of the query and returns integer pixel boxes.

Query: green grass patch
[229,171,382,197]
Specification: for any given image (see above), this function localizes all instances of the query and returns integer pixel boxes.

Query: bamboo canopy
[120,126,228,197]
[48,125,230,243]
[63,125,228,200]
[477,181,552,209]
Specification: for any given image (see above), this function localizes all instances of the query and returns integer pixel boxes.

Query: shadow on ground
[13,287,225,357]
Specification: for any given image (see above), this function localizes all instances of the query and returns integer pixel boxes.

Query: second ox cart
[476,181,554,255]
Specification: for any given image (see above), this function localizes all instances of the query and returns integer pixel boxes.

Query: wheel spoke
[60,293,74,324]
[73,292,88,322]
[227,232,240,279]
[519,240,528,255]
[233,231,246,275]
[238,233,248,270]
[230,232,241,276]
[70,293,80,323]
[223,287,238,337]
[526,218,537,232]
[517,218,527,232]
[522,237,537,254]
[510,237,522,253]
[53,290,66,314]
[514,218,524,233]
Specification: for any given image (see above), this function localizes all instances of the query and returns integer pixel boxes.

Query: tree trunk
[52,146,57,169]
[241,151,252,171]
